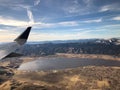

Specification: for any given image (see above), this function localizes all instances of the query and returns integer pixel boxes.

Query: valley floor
[0,54,120,90]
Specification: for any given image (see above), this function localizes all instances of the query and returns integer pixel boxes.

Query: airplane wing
[0,27,31,60]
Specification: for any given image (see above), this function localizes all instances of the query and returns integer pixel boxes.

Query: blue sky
[0,0,120,42]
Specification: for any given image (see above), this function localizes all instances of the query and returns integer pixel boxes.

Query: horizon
[0,37,120,44]
[0,0,120,42]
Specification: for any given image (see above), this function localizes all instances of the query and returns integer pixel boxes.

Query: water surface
[18,57,120,71]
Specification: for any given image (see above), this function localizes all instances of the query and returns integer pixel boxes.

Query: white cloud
[100,24,120,31]
[99,5,111,12]
[0,16,28,27]
[18,5,35,26]
[112,16,120,21]
[0,23,120,42]
[63,0,81,14]
[65,5,80,14]
[34,0,41,6]
[29,32,85,41]
[26,7,34,25]
[84,18,102,23]
[99,3,120,12]
[63,0,95,15]
[58,21,79,26]
[29,28,105,41]
[0,0,22,6]
[33,20,80,28]
[83,0,93,7]
[106,24,120,27]
[0,15,79,29]
[34,22,54,28]
[0,15,103,29]
[0,28,18,42]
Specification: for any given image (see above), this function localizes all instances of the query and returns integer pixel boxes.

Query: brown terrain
[56,53,120,61]
[0,54,120,90]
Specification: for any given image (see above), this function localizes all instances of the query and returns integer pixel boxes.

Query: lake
[18,57,120,71]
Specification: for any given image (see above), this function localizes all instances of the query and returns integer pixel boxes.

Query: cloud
[0,15,103,29]
[0,26,98,42]
[0,0,22,6]
[34,22,54,28]
[99,3,120,12]
[26,7,34,25]
[63,0,83,14]
[17,4,34,26]
[65,5,80,14]
[0,16,73,28]
[0,16,28,27]
[17,4,35,26]
[63,0,120,17]
[29,28,106,41]
[34,0,41,6]
[112,16,120,21]
[99,5,110,12]
[100,24,120,30]
[0,28,18,42]
[58,21,79,26]
[84,18,102,23]
[17,1,40,26]
[62,0,95,15]
[33,20,81,28]
[83,0,93,7]
[29,32,82,41]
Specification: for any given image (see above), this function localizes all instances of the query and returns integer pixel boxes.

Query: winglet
[14,27,31,45]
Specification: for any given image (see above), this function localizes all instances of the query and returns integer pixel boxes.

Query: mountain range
[15,38,120,56]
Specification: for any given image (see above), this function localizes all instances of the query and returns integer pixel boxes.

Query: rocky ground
[0,54,120,90]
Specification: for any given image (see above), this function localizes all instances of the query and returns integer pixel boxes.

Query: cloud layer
[0,0,120,42]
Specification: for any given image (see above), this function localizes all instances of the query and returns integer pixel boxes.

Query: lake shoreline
[55,53,120,61]
[17,53,120,65]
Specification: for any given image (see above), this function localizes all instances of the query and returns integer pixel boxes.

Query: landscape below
[16,38,120,56]
[0,38,120,90]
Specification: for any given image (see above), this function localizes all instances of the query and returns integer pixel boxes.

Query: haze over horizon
[0,0,120,42]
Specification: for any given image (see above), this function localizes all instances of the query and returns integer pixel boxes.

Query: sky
[0,0,120,42]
